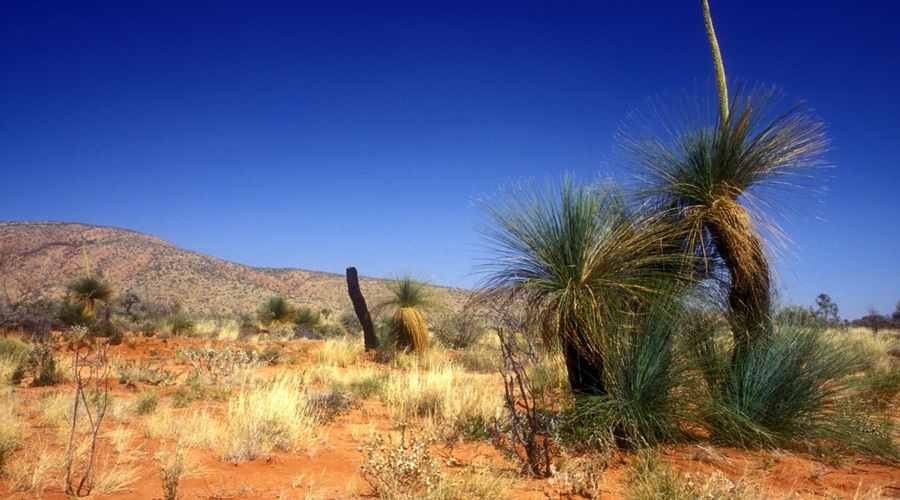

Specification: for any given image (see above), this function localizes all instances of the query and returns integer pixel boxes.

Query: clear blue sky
[1,1,897,320]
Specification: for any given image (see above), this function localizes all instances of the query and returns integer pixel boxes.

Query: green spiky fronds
[577,289,695,447]
[477,176,692,394]
[692,319,897,459]
[67,276,114,320]
[620,84,829,353]
[257,296,297,326]
[381,275,437,311]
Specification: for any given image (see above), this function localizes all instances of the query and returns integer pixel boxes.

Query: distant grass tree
[66,276,114,325]
[376,275,437,355]
[257,296,297,327]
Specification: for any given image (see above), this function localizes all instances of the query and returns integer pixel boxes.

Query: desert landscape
[4,0,899,497]
[0,221,898,499]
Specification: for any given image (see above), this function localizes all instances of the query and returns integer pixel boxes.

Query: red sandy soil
[1,335,897,499]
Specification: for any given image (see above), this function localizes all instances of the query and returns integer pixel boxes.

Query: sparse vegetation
[0,2,897,497]
[358,424,445,498]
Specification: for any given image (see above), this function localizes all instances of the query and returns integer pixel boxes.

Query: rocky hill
[0,221,470,316]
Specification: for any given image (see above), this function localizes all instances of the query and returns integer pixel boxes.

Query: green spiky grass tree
[67,276,114,323]
[377,275,436,355]
[257,296,297,327]
[478,177,691,398]
[620,2,829,370]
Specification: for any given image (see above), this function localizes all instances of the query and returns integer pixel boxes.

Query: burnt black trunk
[346,267,378,351]
[563,331,607,397]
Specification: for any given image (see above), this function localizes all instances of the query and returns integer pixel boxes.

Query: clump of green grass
[0,336,30,385]
[170,376,231,408]
[693,319,898,459]
[576,292,695,448]
[133,389,159,415]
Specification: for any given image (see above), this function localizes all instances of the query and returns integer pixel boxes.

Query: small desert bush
[257,343,283,365]
[381,363,504,437]
[309,388,359,421]
[21,339,65,387]
[315,334,365,367]
[158,441,192,500]
[221,372,322,462]
[159,313,196,337]
[133,389,159,415]
[179,345,262,384]
[170,375,231,408]
[358,423,445,498]
[453,343,501,373]
[626,451,762,500]
[0,336,30,385]
[114,358,176,386]
[431,310,487,350]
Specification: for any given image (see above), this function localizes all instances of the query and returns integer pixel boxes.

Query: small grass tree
[67,276,114,324]
[257,296,297,327]
[377,275,436,355]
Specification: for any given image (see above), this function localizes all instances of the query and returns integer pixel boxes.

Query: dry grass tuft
[221,372,323,462]
[381,363,504,437]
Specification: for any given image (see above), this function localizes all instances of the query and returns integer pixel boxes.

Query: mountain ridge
[0,221,469,316]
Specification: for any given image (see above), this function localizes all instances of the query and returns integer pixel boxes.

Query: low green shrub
[432,310,487,349]
[133,389,159,415]
[22,340,63,387]
[159,314,196,337]
[0,337,30,385]
[576,293,693,448]
[693,319,897,459]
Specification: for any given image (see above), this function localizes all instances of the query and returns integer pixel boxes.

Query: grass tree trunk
[706,202,772,367]
[346,267,378,351]
[563,331,607,397]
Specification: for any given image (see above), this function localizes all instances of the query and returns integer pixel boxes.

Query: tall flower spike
[703,0,728,124]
